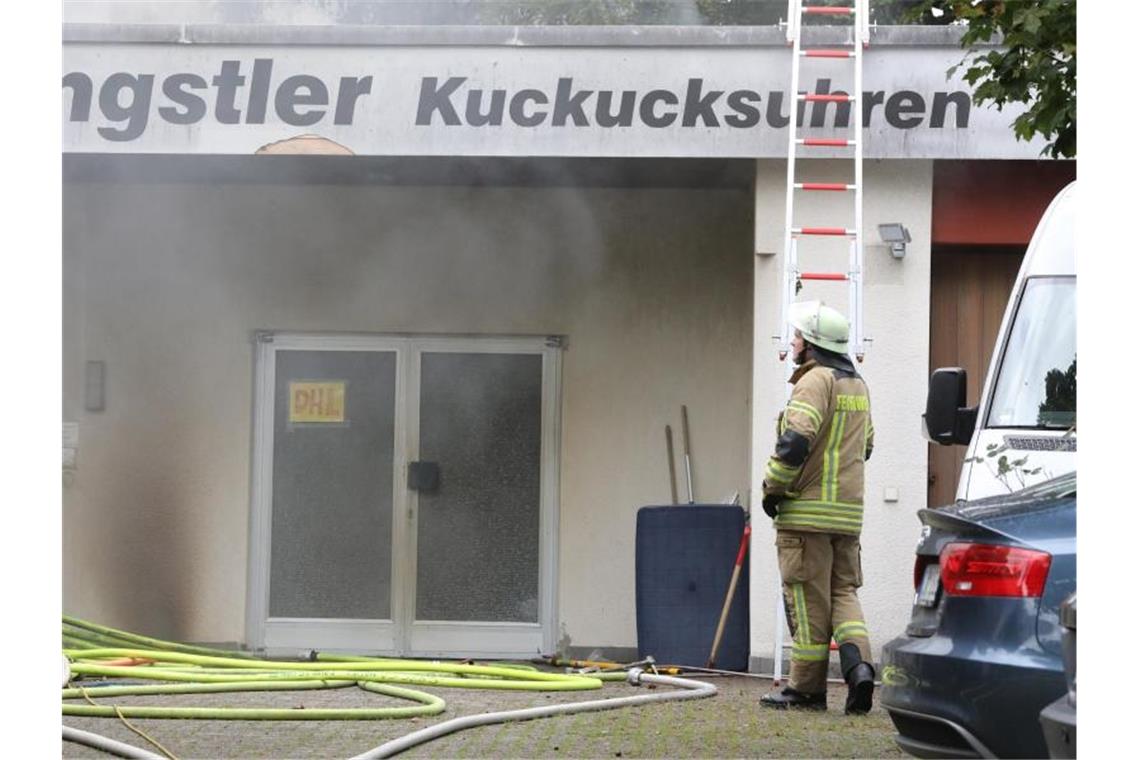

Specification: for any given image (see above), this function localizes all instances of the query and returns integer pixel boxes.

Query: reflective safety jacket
[762,354,874,536]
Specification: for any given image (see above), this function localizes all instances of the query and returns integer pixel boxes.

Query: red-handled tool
[707,518,752,668]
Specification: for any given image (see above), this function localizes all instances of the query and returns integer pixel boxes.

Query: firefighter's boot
[839,642,874,715]
[759,685,827,711]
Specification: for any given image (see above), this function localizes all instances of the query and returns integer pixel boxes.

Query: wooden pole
[665,425,679,505]
[707,522,751,669]
[681,405,694,503]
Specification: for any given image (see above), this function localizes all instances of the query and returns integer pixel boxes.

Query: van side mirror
[923,368,978,446]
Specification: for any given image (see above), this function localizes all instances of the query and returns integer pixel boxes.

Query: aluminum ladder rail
[771,0,870,686]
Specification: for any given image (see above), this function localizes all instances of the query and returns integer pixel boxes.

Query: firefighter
[759,300,876,714]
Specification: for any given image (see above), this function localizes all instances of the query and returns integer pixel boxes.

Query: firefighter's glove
[761,493,781,519]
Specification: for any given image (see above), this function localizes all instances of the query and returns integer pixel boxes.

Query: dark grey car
[1039,592,1076,758]
[880,472,1076,759]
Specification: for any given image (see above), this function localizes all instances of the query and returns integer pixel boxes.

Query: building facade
[62,22,1074,668]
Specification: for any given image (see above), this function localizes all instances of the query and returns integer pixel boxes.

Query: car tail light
[939,543,1051,598]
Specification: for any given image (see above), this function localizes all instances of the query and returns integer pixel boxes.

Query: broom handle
[682,405,694,503]
[665,425,679,505]
[707,523,751,668]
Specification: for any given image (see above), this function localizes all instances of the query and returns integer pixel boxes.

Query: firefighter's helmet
[789,300,849,354]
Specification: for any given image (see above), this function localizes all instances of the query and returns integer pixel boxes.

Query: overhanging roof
[63,22,981,48]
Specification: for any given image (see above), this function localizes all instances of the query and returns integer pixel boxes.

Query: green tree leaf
[906,0,1075,158]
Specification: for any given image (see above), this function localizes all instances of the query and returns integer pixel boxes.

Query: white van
[924,181,1076,502]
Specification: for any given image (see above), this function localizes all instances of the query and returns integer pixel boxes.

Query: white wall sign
[63,43,1047,159]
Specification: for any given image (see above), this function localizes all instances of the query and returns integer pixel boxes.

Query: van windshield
[986,276,1076,430]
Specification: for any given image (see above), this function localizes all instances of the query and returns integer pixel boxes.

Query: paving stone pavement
[63,675,904,759]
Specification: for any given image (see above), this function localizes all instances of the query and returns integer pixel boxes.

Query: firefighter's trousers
[776,529,873,694]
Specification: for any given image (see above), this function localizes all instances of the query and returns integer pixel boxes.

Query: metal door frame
[405,335,561,658]
[245,332,561,657]
[245,333,409,654]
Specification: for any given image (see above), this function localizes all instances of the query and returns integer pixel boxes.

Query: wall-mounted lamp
[877,223,912,259]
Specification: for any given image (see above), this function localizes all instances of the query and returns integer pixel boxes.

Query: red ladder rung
[801,49,856,58]
[797,138,855,147]
[795,182,855,192]
[793,227,856,237]
[803,6,855,15]
[799,94,856,103]
[800,272,849,281]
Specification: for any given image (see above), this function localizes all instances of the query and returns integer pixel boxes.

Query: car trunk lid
[909,473,1075,652]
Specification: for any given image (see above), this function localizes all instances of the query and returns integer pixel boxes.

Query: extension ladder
[771,0,871,686]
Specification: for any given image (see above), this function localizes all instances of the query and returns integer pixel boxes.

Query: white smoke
[64,1,718,27]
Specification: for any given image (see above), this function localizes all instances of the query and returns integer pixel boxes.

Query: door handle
[408,461,440,493]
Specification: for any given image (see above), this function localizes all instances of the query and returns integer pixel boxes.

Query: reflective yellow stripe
[826,411,847,501]
[835,629,867,643]
[834,621,869,643]
[789,586,833,660]
[793,644,829,654]
[777,510,861,524]
[777,512,861,528]
[792,644,830,662]
[787,400,823,430]
[798,587,807,647]
[782,500,864,513]
[793,584,810,646]
[820,414,838,502]
[776,504,863,526]
[775,514,863,534]
[777,520,862,535]
[765,467,796,485]
[768,459,800,477]
[766,459,801,485]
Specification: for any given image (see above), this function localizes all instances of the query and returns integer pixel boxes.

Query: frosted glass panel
[269,350,395,619]
[416,352,542,622]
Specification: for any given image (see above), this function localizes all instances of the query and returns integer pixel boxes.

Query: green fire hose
[62,617,603,722]
[61,617,715,759]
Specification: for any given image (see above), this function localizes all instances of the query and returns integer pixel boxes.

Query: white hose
[350,668,718,760]
[62,726,166,760]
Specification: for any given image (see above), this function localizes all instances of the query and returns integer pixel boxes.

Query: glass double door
[248,335,559,657]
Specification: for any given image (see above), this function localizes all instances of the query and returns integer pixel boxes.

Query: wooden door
[927,246,1024,507]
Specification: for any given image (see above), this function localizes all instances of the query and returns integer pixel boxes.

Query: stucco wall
[62,171,754,646]
[63,158,932,657]
[750,159,934,665]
